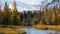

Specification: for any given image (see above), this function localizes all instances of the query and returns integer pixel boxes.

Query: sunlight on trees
[0,0,60,26]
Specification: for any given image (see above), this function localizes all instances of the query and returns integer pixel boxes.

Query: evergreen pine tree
[3,2,10,25]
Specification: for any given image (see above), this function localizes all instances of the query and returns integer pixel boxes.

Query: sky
[1,0,42,5]
[1,0,52,12]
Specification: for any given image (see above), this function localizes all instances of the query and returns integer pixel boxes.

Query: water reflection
[19,28,60,34]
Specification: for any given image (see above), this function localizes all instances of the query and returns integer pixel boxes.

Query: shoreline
[0,25,60,34]
[0,25,60,31]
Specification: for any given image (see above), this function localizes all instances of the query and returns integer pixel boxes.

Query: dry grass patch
[0,28,26,34]
[34,25,60,31]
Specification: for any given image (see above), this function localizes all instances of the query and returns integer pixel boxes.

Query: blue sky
[1,0,53,11]
[1,0,42,5]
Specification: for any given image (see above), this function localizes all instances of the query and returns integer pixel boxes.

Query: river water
[18,28,60,34]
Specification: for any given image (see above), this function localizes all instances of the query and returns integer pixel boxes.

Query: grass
[0,28,26,34]
[9,25,60,31]
[6,25,60,31]
[0,25,60,34]
[33,25,60,31]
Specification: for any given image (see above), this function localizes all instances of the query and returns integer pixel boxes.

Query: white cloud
[9,3,39,12]
[9,4,12,8]
[8,2,27,11]
[28,6,40,10]
[12,0,42,5]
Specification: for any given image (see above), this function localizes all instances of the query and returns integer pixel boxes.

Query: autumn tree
[10,0,21,25]
[58,6,60,24]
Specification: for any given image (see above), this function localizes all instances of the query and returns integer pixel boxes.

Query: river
[18,28,60,34]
